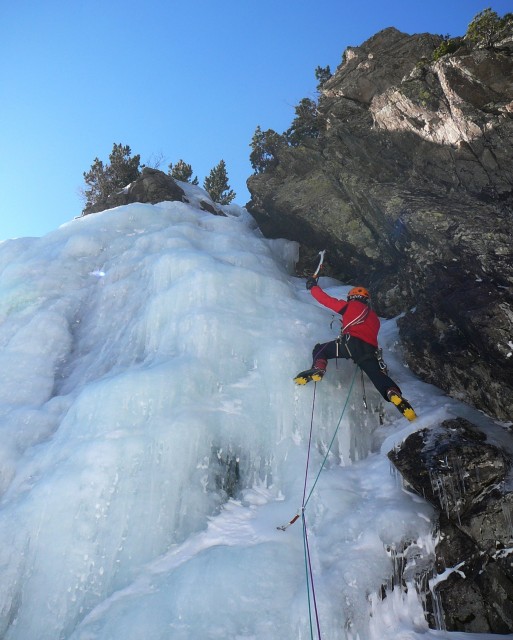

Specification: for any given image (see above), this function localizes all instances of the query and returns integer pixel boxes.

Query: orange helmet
[347,286,370,301]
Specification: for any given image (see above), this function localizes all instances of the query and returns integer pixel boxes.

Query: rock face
[82,168,224,216]
[246,27,513,422]
[388,417,513,633]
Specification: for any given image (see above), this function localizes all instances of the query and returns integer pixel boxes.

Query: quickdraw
[276,510,302,532]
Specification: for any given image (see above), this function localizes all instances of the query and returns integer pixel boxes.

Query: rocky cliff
[246,26,513,423]
[388,417,513,633]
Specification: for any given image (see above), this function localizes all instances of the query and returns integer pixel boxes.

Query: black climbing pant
[312,336,400,400]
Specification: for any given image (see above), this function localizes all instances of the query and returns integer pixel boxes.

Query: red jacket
[310,285,380,347]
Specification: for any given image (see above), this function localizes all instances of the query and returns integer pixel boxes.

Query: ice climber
[294,278,417,421]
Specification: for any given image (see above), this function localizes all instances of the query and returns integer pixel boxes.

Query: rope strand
[302,382,317,506]
[301,383,321,639]
[303,512,322,639]
[277,366,359,530]
[303,366,358,510]
[297,366,359,639]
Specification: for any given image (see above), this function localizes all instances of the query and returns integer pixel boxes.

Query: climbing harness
[341,334,352,359]
[278,367,359,639]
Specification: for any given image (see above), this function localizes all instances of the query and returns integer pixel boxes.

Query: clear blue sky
[1,0,511,240]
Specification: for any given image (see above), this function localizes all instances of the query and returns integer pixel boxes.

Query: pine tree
[285,98,320,146]
[466,8,513,48]
[249,126,287,173]
[82,143,141,212]
[203,160,236,205]
[432,36,463,61]
[82,158,111,209]
[315,65,332,91]
[108,143,141,189]
[168,159,199,185]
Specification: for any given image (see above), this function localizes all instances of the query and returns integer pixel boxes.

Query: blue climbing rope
[304,366,359,509]
[298,365,359,639]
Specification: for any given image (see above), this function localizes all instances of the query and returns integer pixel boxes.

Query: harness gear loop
[376,347,389,374]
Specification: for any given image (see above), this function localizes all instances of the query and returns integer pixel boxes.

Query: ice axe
[312,250,326,279]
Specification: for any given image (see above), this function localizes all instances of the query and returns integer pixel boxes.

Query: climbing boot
[387,388,417,421]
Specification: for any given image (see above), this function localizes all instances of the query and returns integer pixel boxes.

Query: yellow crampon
[293,369,324,385]
[389,393,417,421]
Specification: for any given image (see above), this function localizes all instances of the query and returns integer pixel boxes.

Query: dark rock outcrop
[82,168,224,216]
[82,168,186,214]
[246,27,513,422]
[388,417,513,633]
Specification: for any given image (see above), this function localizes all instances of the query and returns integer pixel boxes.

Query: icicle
[382,535,436,606]
[430,585,447,631]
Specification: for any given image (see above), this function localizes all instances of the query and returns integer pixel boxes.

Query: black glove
[306,276,318,290]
